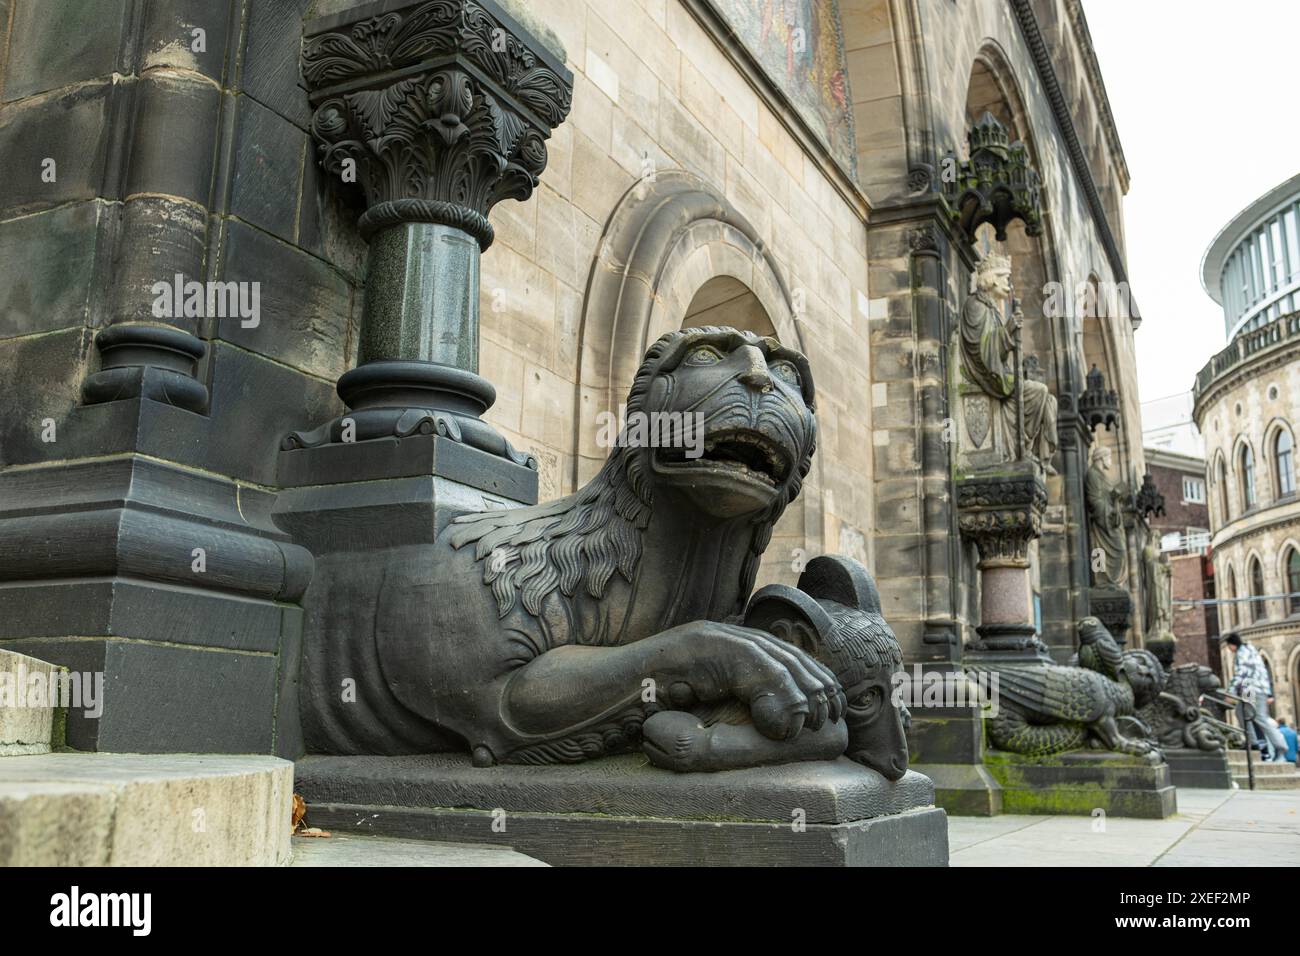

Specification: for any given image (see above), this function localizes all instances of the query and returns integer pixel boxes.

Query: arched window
[1240,444,1257,509]
[1249,557,1266,623]
[1225,566,1237,628]
[1276,429,1295,498]
[1287,548,1300,616]
[1217,455,1230,521]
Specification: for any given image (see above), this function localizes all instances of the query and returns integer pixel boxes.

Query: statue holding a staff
[960,254,1059,472]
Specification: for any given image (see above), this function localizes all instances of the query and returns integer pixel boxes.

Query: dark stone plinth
[906,667,1003,816]
[1163,749,1234,790]
[1089,585,1133,646]
[295,754,949,866]
[982,749,1177,818]
[0,456,309,755]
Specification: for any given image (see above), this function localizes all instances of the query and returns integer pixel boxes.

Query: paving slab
[291,832,547,866]
[948,789,1300,867]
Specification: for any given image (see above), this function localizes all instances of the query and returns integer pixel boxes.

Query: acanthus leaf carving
[302,0,573,249]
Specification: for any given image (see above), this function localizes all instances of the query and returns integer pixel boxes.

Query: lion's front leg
[492,621,846,770]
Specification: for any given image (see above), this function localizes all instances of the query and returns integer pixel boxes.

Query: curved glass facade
[1216,195,1300,339]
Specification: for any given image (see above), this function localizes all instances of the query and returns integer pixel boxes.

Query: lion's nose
[736,346,771,391]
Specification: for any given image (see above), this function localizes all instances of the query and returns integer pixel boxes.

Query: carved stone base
[281,360,536,469]
[293,754,950,866]
[982,749,1176,818]
[905,664,1003,815]
[1163,749,1234,790]
[1089,586,1133,646]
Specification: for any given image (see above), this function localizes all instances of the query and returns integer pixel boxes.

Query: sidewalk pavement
[948,788,1300,866]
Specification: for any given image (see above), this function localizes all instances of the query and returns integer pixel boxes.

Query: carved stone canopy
[956,465,1048,567]
[302,0,574,249]
[1079,363,1120,432]
[1135,471,1166,520]
[942,112,1043,243]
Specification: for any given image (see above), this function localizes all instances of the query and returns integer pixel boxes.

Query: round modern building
[1195,171,1300,723]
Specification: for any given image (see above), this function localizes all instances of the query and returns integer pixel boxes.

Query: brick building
[1144,446,1219,670]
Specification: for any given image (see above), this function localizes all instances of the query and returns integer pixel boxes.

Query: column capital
[956,464,1048,567]
[302,0,573,249]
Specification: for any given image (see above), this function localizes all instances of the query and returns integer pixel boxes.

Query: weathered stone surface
[0,754,293,866]
[0,649,58,756]
[0,80,116,218]
[230,94,308,245]
[217,218,354,380]
[296,753,936,824]
[983,749,1177,819]
[296,753,946,866]
[0,201,101,338]
[306,800,948,866]
[1,0,127,103]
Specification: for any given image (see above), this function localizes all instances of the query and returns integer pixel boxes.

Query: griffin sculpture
[967,617,1163,756]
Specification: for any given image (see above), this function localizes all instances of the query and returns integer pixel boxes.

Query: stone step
[1233,773,1300,790]
[0,648,60,756]
[1226,755,1298,772]
[290,832,547,866]
[1226,758,1299,772]
[0,753,293,865]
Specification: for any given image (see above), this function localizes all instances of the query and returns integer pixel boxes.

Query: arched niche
[682,276,777,334]
[1080,274,1130,479]
[571,170,821,582]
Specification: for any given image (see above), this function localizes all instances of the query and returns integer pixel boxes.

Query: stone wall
[472,0,876,588]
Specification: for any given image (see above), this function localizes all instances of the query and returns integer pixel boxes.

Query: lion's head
[449,327,817,619]
[623,326,816,518]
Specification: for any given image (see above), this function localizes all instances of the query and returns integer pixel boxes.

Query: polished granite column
[283,0,572,465]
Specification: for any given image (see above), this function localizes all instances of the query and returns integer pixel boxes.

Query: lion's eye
[685,346,722,365]
[770,360,801,387]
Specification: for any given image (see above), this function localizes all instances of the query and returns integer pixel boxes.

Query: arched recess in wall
[1222,562,1238,630]
[1287,641,1300,726]
[1080,272,1130,479]
[963,43,1072,467]
[1213,450,1231,525]
[572,170,822,574]
[1264,418,1296,500]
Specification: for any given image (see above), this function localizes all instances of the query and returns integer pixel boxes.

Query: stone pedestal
[1163,749,1234,789]
[294,754,949,866]
[1089,585,1133,646]
[957,462,1048,654]
[906,663,1003,815]
[982,749,1176,818]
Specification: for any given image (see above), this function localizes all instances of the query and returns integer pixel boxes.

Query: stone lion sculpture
[318,326,911,773]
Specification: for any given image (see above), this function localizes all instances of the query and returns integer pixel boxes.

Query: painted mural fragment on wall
[709,0,856,177]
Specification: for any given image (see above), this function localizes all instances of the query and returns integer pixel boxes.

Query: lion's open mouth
[657,429,791,487]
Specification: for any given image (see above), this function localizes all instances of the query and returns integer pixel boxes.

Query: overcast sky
[1083,0,1300,404]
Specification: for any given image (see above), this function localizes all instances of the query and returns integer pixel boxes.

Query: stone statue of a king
[960,253,1059,471]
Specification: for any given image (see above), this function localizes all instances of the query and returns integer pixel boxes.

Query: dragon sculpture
[967,617,1164,756]
[304,327,909,774]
